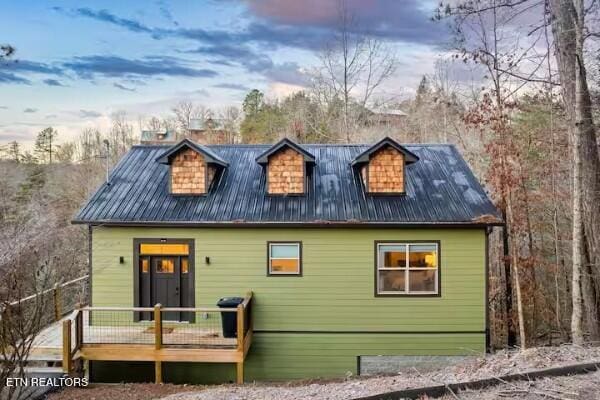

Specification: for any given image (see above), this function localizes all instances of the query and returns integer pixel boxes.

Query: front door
[136,240,194,322]
[152,256,181,321]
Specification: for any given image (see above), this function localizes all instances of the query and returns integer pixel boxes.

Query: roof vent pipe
[103,139,110,185]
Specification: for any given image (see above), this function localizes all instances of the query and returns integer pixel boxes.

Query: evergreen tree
[34,127,57,164]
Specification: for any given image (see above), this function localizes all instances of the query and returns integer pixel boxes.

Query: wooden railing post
[154,304,162,384]
[236,302,245,384]
[53,283,62,321]
[62,319,72,374]
[75,308,83,349]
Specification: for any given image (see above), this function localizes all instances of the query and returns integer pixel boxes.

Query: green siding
[91,227,486,382]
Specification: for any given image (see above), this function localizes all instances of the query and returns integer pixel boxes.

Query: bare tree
[312,0,396,142]
[172,101,210,138]
[549,0,600,344]
[218,106,241,144]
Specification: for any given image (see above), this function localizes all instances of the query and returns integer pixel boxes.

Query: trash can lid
[217,297,244,307]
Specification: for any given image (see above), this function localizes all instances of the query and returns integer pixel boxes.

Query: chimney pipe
[103,139,110,184]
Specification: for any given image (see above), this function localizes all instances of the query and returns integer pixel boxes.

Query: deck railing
[63,291,254,383]
[2,275,88,327]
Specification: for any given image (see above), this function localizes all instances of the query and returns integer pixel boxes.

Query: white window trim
[376,243,439,295]
[268,242,301,275]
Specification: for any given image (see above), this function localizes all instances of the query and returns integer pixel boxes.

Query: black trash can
[217,297,244,338]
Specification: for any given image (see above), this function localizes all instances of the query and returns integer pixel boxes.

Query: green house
[73,137,501,383]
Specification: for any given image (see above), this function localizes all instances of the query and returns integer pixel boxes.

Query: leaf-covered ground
[48,344,600,400]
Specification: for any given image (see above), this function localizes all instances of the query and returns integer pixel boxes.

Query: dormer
[256,138,315,195]
[351,137,419,195]
[156,139,228,195]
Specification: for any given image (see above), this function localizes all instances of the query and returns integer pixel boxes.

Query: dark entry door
[151,256,181,321]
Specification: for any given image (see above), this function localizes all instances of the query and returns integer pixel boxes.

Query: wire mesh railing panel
[83,309,155,345]
[161,310,237,348]
[60,277,88,316]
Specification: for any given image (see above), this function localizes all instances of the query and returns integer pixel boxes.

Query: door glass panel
[141,258,149,273]
[156,259,175,273]
[140,243,189,255]
[181,258,189,274]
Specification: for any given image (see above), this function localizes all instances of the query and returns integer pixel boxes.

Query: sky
[0,0,448,148]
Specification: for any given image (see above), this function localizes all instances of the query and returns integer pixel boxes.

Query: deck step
[30,347,62,356]
[26,354,62,362]
[24,366,64,374]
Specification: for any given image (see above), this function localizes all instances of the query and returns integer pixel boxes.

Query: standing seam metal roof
[73,143,501,225]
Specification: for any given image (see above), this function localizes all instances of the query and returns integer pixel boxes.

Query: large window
[268,242,302,275]
[376,242,439,295]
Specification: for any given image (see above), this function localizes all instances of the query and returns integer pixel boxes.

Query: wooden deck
[56,292,254,384]
[32,313,236,349]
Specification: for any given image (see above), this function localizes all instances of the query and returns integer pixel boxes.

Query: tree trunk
[550,0,600,343]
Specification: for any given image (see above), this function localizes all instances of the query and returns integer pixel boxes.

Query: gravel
[162,345,600,400]
[48,345,600,400]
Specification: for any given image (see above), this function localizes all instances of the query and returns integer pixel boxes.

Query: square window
[376,243,439,295]
[268,243,301,275]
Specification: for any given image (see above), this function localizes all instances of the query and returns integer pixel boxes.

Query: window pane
[378,270,406,292]
[408,270,436,292]
[409,244,437,268]
[181,258,189,274]
[379,245,406,268]
[140,243,189,255]
[141,258,149,273]
[270,244,299,258]
[271,259,299,273]
[156,259,174,274]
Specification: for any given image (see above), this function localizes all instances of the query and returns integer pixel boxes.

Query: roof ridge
[133,143,456,149]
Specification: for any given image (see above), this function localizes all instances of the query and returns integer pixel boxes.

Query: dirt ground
[46,383,200,400]
[47,344,600,400]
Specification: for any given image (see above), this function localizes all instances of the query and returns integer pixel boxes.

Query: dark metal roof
[156,138,228,167]
[73,143,502,226]
[351,136,419,165]
[255,138,316,164]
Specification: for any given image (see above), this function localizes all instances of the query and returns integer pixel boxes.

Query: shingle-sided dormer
[156,139,228,195]
[351,137,419,195]
[255,138,315,195]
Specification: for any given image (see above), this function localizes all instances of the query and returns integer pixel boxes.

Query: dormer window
[255,138,315,195]
[156,139,228,195]
[351,137,419,195]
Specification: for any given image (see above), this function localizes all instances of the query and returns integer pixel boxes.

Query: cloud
[0,71,31,84]
[113,82,137,92]
[23,108,38,113]
[43,78,66,87]
[244,0,446,45]
[0,106,8,110]
[56,3,445,53]
[54,7,154,34]
[62,55,218,79]
[0,59,62,85]
[213,83,251,91]
[157,1,179,27]
[189,44,273,72]
[263,62,309,86]
[77,109,103,118]
[1,59,63,75]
